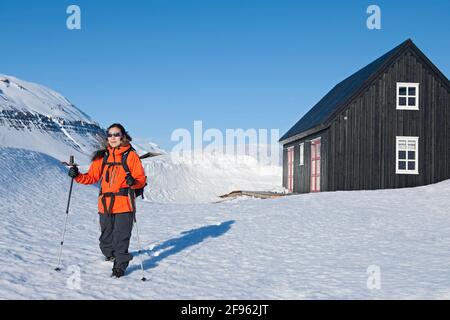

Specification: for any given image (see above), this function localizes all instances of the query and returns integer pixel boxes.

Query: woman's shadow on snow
[127,220,235,274]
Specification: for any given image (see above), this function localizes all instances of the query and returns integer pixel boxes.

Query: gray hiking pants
[99,212,134,271]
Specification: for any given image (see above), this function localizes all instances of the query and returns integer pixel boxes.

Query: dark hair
[91,123,133,161]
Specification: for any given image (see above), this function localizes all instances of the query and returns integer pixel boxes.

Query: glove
[126,174,136,186]
[68,166,79,178]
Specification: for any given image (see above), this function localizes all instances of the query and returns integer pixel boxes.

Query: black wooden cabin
[279,39,450,193]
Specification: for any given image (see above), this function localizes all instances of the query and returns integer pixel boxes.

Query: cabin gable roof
[279,39,450,144]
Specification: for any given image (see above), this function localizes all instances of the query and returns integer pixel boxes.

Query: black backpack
[100,146,148,199]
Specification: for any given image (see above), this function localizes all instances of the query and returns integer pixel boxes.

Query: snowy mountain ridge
[0,74,94,122]
[0,74,104,163]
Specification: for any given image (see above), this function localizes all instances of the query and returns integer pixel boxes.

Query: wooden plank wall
[326,48,450,191]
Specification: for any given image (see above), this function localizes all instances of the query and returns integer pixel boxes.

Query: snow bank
[142,151,283,203]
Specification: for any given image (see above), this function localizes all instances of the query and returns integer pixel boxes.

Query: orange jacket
[75,144,147,214]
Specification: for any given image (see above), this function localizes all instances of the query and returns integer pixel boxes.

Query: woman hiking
[68,123,147,278]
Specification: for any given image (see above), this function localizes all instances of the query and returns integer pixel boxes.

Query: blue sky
[0,0,449,149]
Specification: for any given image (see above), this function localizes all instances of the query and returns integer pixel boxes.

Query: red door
[287,147,294,192]
[310,138,321,192]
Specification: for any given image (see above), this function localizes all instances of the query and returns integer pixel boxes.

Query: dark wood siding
[326,48,450,191]
[282,47,450,193]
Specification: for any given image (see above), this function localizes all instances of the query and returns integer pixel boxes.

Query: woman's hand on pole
[68,166,79,178]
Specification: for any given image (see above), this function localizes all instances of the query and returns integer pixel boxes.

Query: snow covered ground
[2,147,450,299]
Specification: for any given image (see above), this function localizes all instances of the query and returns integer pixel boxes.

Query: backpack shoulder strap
[121,148,132,176]
[123,146,147,199]
[98,151,109,194]
[100,151,109,176]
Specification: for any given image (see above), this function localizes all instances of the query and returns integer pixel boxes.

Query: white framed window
[299,143,304,166]
[396,82,419,110]
[396,136,419,174]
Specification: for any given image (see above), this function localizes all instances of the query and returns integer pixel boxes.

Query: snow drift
[142,151,283,203]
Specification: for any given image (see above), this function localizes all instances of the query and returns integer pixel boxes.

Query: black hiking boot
[111,268,125,278]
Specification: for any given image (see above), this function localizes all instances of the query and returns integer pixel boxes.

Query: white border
[395,136,419,175]
[287,146,294,191]
[396,82,419,110]
[299,143,304,166]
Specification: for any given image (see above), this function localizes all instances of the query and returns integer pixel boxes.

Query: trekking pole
[55,155,78,271]
[134,214,148,282]
[129,188,147,281]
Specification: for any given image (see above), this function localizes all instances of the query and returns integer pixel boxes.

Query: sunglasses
[107,132,122,138]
